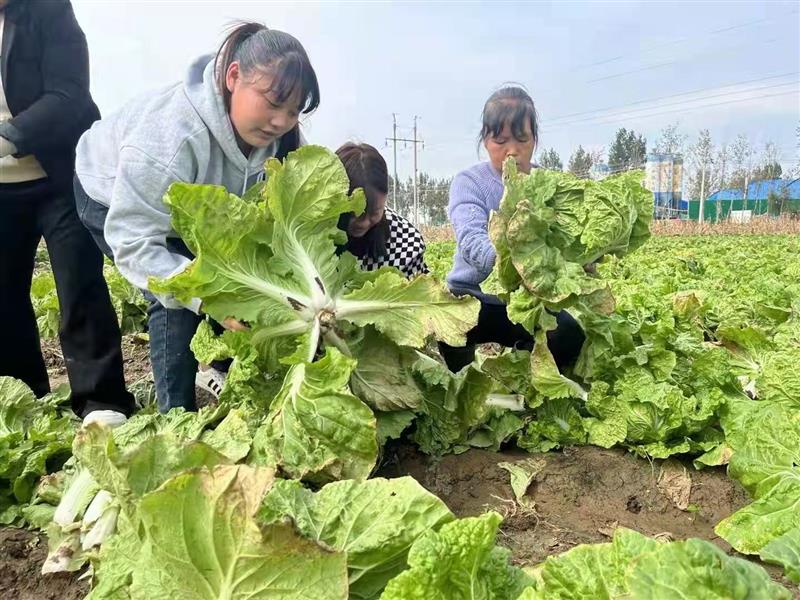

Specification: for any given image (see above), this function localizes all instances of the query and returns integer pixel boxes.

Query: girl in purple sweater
[440,86,585,372]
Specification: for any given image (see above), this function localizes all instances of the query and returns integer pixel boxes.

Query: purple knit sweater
[445,161,504,304]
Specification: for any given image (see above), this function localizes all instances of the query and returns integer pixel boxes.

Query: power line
[542,81,798,130]
[400,89,798,174]
[423,83,799,147]
[572,10,798,71]
[541,89,799,132]
[586,36,785,84]
[544,71,798,123]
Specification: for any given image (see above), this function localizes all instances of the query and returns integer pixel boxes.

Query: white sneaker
[82,410,128,429]
[195,367,227,399]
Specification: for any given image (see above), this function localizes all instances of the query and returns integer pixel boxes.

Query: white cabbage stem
[81,504,119,551]
[486,394,527,412]
[81,489,113,528]
[53,468,99,526]
[323,330,352,357]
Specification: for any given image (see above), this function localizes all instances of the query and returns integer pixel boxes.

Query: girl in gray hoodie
[73,22,320,415]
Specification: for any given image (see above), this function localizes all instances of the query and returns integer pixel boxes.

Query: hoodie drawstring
[242,167,266,195]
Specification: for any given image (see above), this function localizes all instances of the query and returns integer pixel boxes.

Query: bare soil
[43,334,151,392]
[380,443,795,590]
[0,529,88,600]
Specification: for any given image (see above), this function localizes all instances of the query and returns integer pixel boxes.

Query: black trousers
[438,299,586,373]
[0,178,134,417]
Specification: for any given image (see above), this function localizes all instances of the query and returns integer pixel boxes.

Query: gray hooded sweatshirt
[75,55,283,314]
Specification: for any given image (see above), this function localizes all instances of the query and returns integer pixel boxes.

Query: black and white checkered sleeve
[386,210,429,279]
[402,252,425,277]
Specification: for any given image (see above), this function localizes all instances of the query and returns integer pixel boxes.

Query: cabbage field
[1,146,798,599]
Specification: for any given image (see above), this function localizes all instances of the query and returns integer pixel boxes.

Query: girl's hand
[222,317,250,332]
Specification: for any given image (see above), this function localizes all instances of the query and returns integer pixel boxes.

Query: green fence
[686,199,800,221]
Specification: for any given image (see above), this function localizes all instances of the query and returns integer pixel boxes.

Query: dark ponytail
[214,21,320,116]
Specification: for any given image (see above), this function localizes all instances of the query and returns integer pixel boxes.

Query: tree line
[537,122,797,200]
[386,123,799,224]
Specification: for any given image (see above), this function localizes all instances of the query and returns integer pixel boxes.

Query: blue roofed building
[706,188,744,202]
[746,178,800,200]
[688,177,800,221]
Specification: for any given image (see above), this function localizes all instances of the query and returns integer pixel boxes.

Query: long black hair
[215,22,320,159]
[335,143,391,261]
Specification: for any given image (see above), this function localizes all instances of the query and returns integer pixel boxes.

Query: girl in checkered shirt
[335,142,429,278]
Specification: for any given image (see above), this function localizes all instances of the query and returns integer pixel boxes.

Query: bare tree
[687,129,715,200]
[716,144,730,190]
[729,133,754,194]
[793,123,800,179]
[588,146,606,169]
[758,141,783,180]
[653,122,688,155]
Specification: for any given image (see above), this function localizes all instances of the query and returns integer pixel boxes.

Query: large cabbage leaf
[380,512,532,600]
[521,527,792,599]
[150,145,478,365]
[128,465,349,600]
[259,477,454,599]
[0,377,75,525]
[249,347,378,483]
[715,398,800,554]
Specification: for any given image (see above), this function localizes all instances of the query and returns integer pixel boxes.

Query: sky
[72,0,799,182]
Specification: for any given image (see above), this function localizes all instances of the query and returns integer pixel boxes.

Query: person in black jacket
[0,0,134,424]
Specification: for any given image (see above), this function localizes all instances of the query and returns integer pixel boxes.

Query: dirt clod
[626,495,643,514]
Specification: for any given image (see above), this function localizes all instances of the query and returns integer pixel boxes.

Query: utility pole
[385,115,424,225]
[391,114,398,209]
[413,116,419,227]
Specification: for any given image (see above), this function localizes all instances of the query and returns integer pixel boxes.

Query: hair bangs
[267,52,320,114]
[483,99,536,141]
[478,85,539,149]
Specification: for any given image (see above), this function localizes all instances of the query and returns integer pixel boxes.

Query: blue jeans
[74,175,201,413]
[143,290,202,413]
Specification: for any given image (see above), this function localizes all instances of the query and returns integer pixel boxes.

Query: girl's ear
[225,61,241,94]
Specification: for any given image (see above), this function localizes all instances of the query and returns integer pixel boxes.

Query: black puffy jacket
[0,0,99,192]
